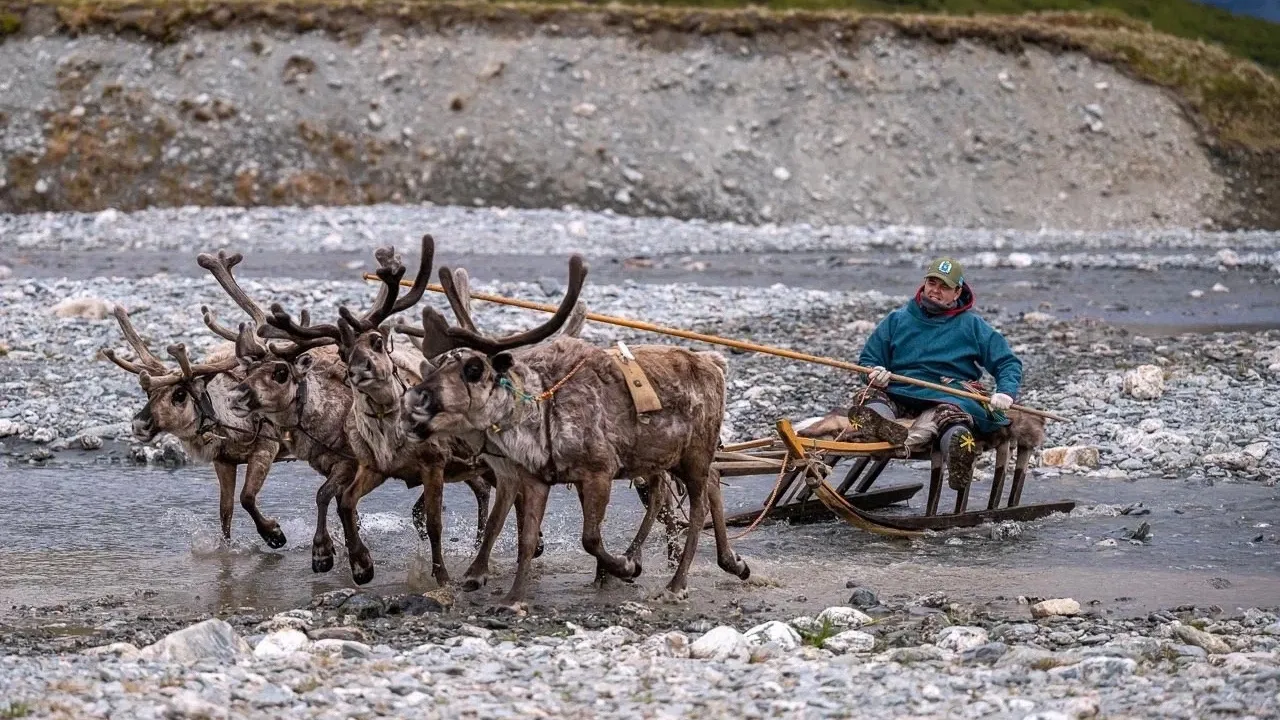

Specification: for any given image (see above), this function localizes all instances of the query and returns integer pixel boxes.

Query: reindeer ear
[380,324,394,353]
[419,359,434,378]
[292,353,316,378]
[492,352,515,376]
[190,377,207,395]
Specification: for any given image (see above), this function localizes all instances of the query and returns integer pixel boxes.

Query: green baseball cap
[924,257,964,289]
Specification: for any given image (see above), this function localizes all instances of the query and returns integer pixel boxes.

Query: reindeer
[101,306,288,548]
[400,254,751,604]
[258,235,494,586]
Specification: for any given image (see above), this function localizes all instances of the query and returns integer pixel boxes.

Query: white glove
[989,393,1013,411]
[868,366,891,388]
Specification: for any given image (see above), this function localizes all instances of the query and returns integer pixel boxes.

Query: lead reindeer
[259,235,493,586]
[102,306,289,548]
[401,254,751,604]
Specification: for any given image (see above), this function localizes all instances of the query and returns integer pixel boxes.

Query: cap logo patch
[938,260,952,274]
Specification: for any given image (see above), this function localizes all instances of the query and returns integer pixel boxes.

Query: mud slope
[0,9,1234,230]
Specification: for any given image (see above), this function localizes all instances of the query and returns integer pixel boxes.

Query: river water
[2,456,1276,620]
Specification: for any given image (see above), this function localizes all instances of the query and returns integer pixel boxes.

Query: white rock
[1212,283,1229,293]
[936,626,989,652]
[772,166,791,182]
[0,265,10,280]
[1201,452,1257,471]
[789,616,818,633]
[367,111,385,130]
[689,626,750,661]
[1007,252,1033,268]
[80,642,140,660]
[1138,418,1164,433]
[139,619,251,664]
[566,220,588,237]
[1040,445,1100,469]
[823,630,875,654]
[744,621,802,652]
[1031,598,1081,618]
[1189,289,1205,298]
[1021,311,1055,324]
[848,319,877,334]
[571,102,597,117]
[642,631,690,659]
[1216,248,1240,267]
[253,629,311,658]
[1122,365,1165,400]
[51,297,113,320]
[94,208,120,225]
[1244,442,1270,460]
[816,606,873,629]
[1173,624,1232,654]
[167,690,228,720]
[311,639,371,658]
[0,420,24,438]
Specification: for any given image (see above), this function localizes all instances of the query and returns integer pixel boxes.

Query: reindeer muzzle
[132,406,158,441]
[229,384,259,417]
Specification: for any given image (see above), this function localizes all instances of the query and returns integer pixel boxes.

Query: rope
[728,456,795,541]
[535,357,590,403]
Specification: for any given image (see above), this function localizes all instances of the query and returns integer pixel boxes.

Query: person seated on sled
[848,256,1023,489]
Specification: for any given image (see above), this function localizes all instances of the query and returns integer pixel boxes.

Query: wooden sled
[707,417,1076,537]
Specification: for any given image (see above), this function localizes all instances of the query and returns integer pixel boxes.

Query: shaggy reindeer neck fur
[248,347,355,472]
[347,347,429,474]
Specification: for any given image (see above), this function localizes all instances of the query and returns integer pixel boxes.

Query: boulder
[1172,624,1232,655]
[689,626,750,661]
[935,626,990,653]
[138,619,251,664]
[1040,446,1100,469]
[816,606,873,629]
[1031,598,1081,618]
[253,629,311,659]
[822,630,875,654]
[744,621,802,652]
[52,297,114,320]
[1122,365,1165,400]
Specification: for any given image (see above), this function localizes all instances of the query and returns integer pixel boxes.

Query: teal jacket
[858,286,1022,434]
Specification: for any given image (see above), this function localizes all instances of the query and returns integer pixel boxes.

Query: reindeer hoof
[490,601,528,617]
[627,558,643,580]
[461,576,486,592]
[737,559,751,581]
[654,588,689,604]
[312,555,334,574]
[261,526,288,549]
[433,569,451,587]
[534,534,545,559]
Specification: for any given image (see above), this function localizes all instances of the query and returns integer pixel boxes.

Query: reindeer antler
[197,250,268,328]
[106,306,169,374]
[439,266,479,333]
[136,343,239,391]
[337,234,435,335]
[445,254,589,355]
[201,305,239,342]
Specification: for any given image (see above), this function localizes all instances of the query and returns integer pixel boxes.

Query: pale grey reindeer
[401,254,751,604]
[102,305,289,548]
[258,235,493,586]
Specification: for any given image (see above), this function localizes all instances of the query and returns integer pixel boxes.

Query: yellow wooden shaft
[366,273,1070,423]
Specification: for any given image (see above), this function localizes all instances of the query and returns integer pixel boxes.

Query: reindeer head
[101,306,238,442]
[193,248,336,422]
[400,255,588,442]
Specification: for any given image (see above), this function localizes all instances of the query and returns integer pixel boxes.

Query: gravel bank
[2,254,1278,482]
[0,21,1231,230]
[2,591,1277,719]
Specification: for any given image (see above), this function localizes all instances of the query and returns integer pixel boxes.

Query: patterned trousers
[856,387,974,453]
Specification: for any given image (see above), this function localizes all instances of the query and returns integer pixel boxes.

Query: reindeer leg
[464,474,492,549]
[240,445,286,549]
[624,473,669,573]
[311,461,355,573]
[417,465,450,587]
[213,461,237,543]
[701,465,750,581]
[504,476,550,605]
[462,470,516,592]
[337,465,388,585]
[575,472,639,584]
[661,471,706,602]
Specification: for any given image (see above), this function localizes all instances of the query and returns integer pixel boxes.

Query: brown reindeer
[401,254,751,604]
[260,235,493,586]
[197,249,362,574]
[101,306,288,547]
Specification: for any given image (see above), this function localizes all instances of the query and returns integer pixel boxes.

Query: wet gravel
[1,590,1276,719]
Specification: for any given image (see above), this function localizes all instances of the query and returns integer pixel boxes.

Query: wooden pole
[366,273,1070,423]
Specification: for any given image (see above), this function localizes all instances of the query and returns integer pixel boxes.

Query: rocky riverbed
[2,205,1279,482]
[2,588,1277,719]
